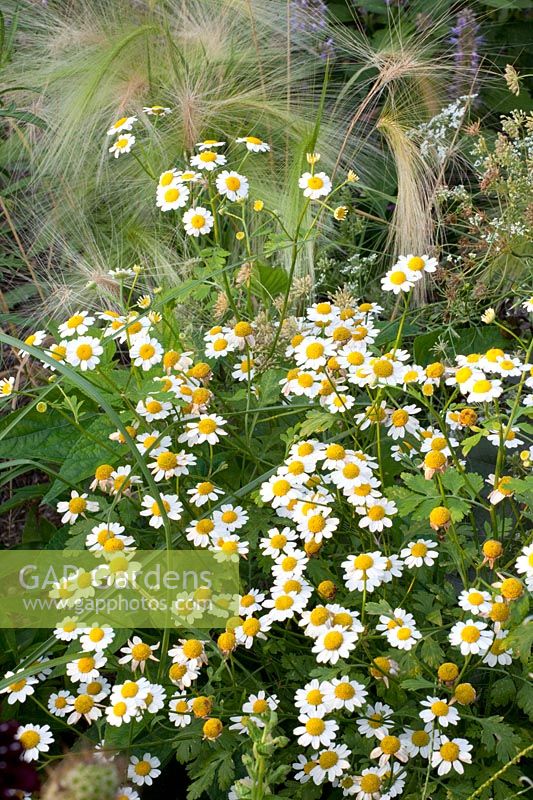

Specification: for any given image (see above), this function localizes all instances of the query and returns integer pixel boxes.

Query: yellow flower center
[306,342,325,359]
[74,694,94,714]
[305,717,325,735]
[157,451,178,470]
[307,176,324,190]
[354,554,374,570]
[131,643,152,661]
[389,270,407,285]
[68,497,87,517]
[431,700,449,716]
[225,176,241,191]
[334,682,355,700]
[360,774,381,793]
[164,187,180,203]
[412,730,430,746]
[407,256,425,271]
[77,657,95,674]
[323,631,343,651]
[373,359,394,377]
[319,751,338,768]
[242,618,260,636]
[367,506,385,521]
[440,742,460,762]
[274,595,294,610]
[380,735,401,754]
[19,731,40,749]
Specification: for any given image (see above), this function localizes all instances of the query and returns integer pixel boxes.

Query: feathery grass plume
[377,105,436,303]
[325,2,485,292]
[3,0,330,308]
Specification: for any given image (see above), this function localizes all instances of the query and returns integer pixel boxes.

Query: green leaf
[477,716,521,762]
[506,619,533,664]
[43,416,121,504]
[516,681,533,721]
[299,410,337,437]
[490,678,516,707]
[420,637,445,668]
[0,407,93,463]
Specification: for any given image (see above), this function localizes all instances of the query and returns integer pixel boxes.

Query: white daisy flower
[195,139,225,150]
[312,626,359,664]
[381,268,415,294]
[119,637,160,673]
[235,135,270,152]
[56,490,99,524]
[53,616,81,641]
[385,405,421,439]
[238,589,265,617]
[58,311,95,337]
[107,115,137,135]
[400,728,432,758]
[168,695,192,727]
[178,414,227,446]
[136,430,171,455]
[143,105,171,116]
[216,170,249,201]
[136,396,173,422]
[156,181,190,211]
[342,551,387,593]
[294,336,335,369]
[466,377,503,403]
[66,652,107,683]
[458,587,492,616]
[395,253,438,280]
[116,786,141,800]
[183,206,214,236]
[0,376,15,396]
[309,743,352,785]
[48,689,74,718]
[79,624,116,652]
[294,680,332,717]
[370,732,409,766]
[259,474,299,508]
[128,753,161,786]
[109,133,135,157]
[65,336,103,371]
[449,619,493,655]
[66,691,103,724]
[420,696,460,728]
[16,723,54,762]
[187,480,223,507]
[106,698,137,726]
[322,677,367,711]
[298,171,332,199]
[356,497,397,532]
[482,629,513,667]
[352,766,388,799]
[234,615,271,648]
[400,539,438,568]
[189,150,226,171]
[294,713,339,749]
[431,734,472,775]
[1,671,38,705]
[140,493,183,528]
[356,703,394,738]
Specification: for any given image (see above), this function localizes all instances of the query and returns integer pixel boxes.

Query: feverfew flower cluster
[2,121,531,800]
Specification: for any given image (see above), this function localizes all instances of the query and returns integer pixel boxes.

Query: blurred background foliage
[0,0,532,336]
